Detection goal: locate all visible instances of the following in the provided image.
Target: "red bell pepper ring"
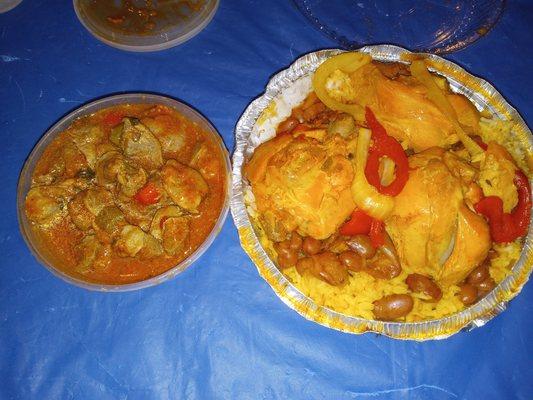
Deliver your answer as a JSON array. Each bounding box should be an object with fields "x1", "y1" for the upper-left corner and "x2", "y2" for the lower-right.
[
  {"x1": 364, "y1": 107, "x2": 409, "y2": 196},
  {"x1": 474, "y1": 170, "x2": 531, "y2": 243},
  {"x1": 339, "y1": 209, "x2": 385, "y2": 248}
]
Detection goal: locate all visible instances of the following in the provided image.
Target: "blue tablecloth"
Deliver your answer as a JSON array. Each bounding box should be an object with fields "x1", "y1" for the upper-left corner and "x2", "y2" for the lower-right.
[{"x1": 1, "y1": 1, "x2": 532, "y2": 399}]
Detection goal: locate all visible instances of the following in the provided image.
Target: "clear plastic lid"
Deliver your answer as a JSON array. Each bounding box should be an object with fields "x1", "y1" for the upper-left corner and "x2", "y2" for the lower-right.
[
  {"x1": 293, "y1": 0, "x2": 505, "y2": 53},
  {"x1": 73, "y1": 0, "x2": 219, "y2": 52}
]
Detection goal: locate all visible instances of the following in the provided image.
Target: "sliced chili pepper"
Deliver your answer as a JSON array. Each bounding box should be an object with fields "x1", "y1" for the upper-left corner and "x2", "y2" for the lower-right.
[
  {"x1": 339, "y1": 209, "x2": 373, "y2": 235},
  {"x1": 364, "y1": 107, "x2": 409, "y2": 196},
  {"x1": 339, "y1": 209, "x2": 385, "y2": 248},
  {"x1": 369, "y1": 219, "x2": 385, "y2": 248},
  {"x1": 475, "y1": 170, "x2": 531, "y2": 243},
  {"x1": 134, "y1": 182, "x2": 161, "y2": 206}
]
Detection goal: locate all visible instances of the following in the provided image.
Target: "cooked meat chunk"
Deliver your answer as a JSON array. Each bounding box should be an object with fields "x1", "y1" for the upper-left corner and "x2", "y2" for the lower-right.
[
  {"x1": 244, "y1": 134, "x2": 355, "y2": 240},
  {"x1": 95, "y1": 151, "x2": 147, "y2": 197},
  {"x1": 119, "y1": 117, "x2": 163, "y2": 171},
  {"x1": 74, "y1": 235, "x2": 111, "y2": 273},
  {"x1": 113, "y1": 225, "x2": 163, "y2": 259},
  {"x1": 68, "y1": 188, "x2": 114, "y2": 230},
  {"x1": 161, "y1": 160, "x2": 208, "y2": 213}
]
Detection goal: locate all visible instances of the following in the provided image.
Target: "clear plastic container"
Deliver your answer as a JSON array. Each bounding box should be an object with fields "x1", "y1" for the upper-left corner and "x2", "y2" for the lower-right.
[
  {"x1": 0, "y1": 0, "x2": 22, "y2": 13},
  {"x1": 293, "y1": 0, "x2": 505, "y2": 54},
  {"x1": 73, "y1": 0, "x2": 219, "y2": 52},
  {"x1": 17, "y1": 93, "x2": 231, "y2": 291}
]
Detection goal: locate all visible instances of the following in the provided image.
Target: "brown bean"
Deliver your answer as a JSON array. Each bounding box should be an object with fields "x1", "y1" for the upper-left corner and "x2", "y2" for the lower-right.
[
  {"x1": 477, "y1": 277, "x2": 496, "y2": 296},
  {"x1": 277, "y1": 117, "x2": 299, "y2": 134},
  {"x1": 289, "y1": 232, "x2": 303, "y2": 251},
  {"x1": 303, "y1": 237, "x2": 322, "y2": 255},
  {"x1": 458, "y1": 284, "x2": 478, "y2": 305},
  {"x1": 406, "y1": 274, "x2": 443, "y2": 301},
  {"x1": 366, "y1": 250, "x2": 402, "y2": 280},
  {"x1": 373, "y1": 294, "x2": 414, "y2": 321},
  {"x1": 339, "y1": 250, "x2": 364, "y2": 272},
  {"x1": 467, "y1": 264, "x2": 490, "y2": 285},
  {"x1": 314, "y1": 252, "x2": 347, "y2": 286},
  {"x1": 296, "y1": 257, "x2": 314, "y2": 276},
  {"x1": 276, "y1": 248, "x2": 298, "y2": 270},
  {"x1": 346, "y1": 234, "x2": 376, "y2": 259},
  {"x1": 274, "y1": 241, "x2": 298, "y2": 270},
  {"x1": 381, "y1": 233, "x2": 400, "y2": 266}
]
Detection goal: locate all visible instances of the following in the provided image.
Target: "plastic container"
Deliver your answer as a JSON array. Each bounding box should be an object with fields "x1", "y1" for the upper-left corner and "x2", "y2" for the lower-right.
[
  {"x1": 73, "y1": 0, "x2": 219, "y2": 52},
  {"x1": 17, "y1": 93, "x2": 231, "y2": 291},
  {"x1": 293, "y1": 0, "x2": 505, "y2": 54},
  {"x1": 0, "y1": 0, "x2": 22, "y2": 13}
]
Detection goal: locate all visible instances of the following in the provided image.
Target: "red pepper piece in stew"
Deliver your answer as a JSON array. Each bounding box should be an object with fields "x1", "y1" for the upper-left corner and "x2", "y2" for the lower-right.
[{"x1": 134, "y1": 182, "x2": 161, "y2": 206}]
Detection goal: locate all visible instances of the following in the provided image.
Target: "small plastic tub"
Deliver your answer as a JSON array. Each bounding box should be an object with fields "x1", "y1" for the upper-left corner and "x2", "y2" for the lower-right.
[
  {"x1": 73, "y1": 0, "x2": 219, "y2": 52},
  {"x1": 17, "y1": 93, "x2": 231, "y2": 291}
]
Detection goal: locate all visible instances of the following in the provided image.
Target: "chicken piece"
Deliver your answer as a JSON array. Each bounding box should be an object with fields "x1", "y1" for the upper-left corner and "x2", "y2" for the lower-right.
[
  {"x1": 68, "y1": 188, "x2": 114, "y2": 231},
  {"x1": 25, "y1": 186, "x2": 68, "y2": 228},
  {"x1": 95, "y1": 151, "x2": 147, "y2": 197},
  {"x1": 113, "y1": 225, "x2": 163, "y2": 259},
  {"x1": 161, "y1": 217, "x2": 190, "y2": 255},
  {"x1": 190, "y1": 141, "x2": 222, "y2": 180},
  {"x1": 32, "y1": 140, "x2": 88, "y2": 185},
  {"x1": 386, "y1": 148, "x2": 491, "y2": 285},
  {"x1": 118, "y1": 117, "x2": 163, "y2": 171},
  {"x1": 74, "y1": 235, "x2": 111, "y2": 273},
  {"x1": 150, "y1": 206, "x2": 185, "y2": 239},
  {"x1": 68, "y1": 124, "x2": 106, "y2": 168},
  {"x1": 244, "y1": 134, "x2": 293, "y2": 185},
  {"x1": 24, "y1": 178, "x2": 87, "y2": 228},
  {"x1": 439, "y1": 204, "x2": 491, "y2": 286},
  {"x1": 150, "y1": 206, "x2": 190, "y2": 255},
  {"x1": 143, "y1": 115, "x2": 198, "y2": 160},
  {"x1": 324, "y1": 62, "x2": 482, "y2": 151},
  {"x1": 95, "y1": 151, "x2": 124, "y2": 187},
  {"x1": 385, "y1": 149, "x2": 464, "y2": 276},
  {"x1": 161, "y1": 160, "x2": 209, "y2": 213},
  {"x1": 62, "y1": 141, "x2": 88, "y2": 178},
  {"x1": 478, "y1": 142, "x2": 518, "y2": 212},
  {"x1": 245, "y1": 135, "x2": 355, "y2": 240},
  {"x1": 93, "y1": 206, "x2": 127, "y2": 243}
]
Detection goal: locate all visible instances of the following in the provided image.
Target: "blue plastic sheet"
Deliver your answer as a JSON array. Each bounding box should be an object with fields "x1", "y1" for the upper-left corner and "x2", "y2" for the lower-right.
[{"x1": 0, "y1": 1, "x2": 532, "y2": 399}]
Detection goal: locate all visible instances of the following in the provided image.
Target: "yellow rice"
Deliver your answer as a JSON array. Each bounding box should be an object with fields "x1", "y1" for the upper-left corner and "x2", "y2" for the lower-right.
[{"x1": 282, "y1": 241, "x2": 521, "y2": 322}]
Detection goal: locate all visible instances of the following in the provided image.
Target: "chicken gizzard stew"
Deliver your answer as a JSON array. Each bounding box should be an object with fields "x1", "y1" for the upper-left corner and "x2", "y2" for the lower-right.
[{"x1": 24, "y1": 103, "x2": 227, "y2": 285}]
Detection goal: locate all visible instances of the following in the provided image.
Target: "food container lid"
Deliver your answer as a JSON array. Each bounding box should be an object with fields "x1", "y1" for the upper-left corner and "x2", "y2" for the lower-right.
[
  {"x1": 293, "y1": 0, "x2": 505, "y2": 53},
  {"x1": 0, "y1": 0, "x2": 22, "y2": 13},
  {"x1": 73, "y1": 0, "x2": 219, "y2": 52}
]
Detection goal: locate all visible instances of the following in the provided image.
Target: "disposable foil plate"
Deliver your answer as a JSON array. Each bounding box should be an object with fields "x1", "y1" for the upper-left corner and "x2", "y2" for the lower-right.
[{"x1": 230, "y1": 45, "x2": 533, "y2": 340}]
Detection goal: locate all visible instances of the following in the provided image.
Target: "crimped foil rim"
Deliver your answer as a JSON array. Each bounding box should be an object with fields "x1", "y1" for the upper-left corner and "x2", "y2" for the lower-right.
[{"x1": 230, "y1": 45, "x2": 533, "y2": 340}]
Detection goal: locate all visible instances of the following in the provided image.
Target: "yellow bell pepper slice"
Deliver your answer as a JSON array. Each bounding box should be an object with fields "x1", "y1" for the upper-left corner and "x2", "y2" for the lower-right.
[
  {"x1": 410, "y1": 60, "x2": 484, "y2": 159},
  {"x1": 312, "y1": 52, "x2": 372, "y2": 121}
]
